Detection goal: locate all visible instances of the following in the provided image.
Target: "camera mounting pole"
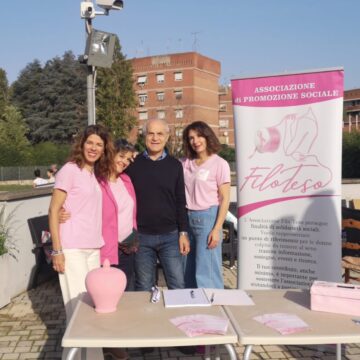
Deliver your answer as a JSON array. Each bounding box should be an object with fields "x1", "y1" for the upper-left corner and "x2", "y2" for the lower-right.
[
  {"x1": 80, "y1": 0, "x2": 124, "y2": 125},
  {"x1": 86, "y1": 19, "x2": 96, "y2": 126}
]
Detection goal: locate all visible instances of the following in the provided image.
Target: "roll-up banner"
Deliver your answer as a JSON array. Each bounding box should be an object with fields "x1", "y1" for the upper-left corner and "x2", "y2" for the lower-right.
[{"x1": 231, "y1": 68, "x2": 344, "y2": 289}]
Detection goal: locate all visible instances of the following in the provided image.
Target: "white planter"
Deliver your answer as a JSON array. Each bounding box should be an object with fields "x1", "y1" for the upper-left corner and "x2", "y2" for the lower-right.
[{"x1": 0, "y1": 254, "x2": 11, "y2": 309}]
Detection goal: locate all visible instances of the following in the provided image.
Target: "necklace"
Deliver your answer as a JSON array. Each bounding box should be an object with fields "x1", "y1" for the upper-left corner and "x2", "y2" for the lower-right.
[
  {"x1": 195, "y1": 156, "x2": 208, "y2": 166},
  {"x1": 84, "y1": 164, "x2": 94, "y2": 174}
]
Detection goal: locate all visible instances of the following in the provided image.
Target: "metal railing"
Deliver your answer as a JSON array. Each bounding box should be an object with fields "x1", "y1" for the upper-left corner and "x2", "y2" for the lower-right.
[
  {"x1": 0, "y1": 162, "x2": 237, "y2": 182},
  {"x1": 0, "y1": 167, "x2": 51, "y2": 182}
]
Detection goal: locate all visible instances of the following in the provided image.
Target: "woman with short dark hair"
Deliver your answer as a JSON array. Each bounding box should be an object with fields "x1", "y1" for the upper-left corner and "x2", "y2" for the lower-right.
[{"x1": 98, "y1": 139, "x2": 138, "y2": 290}]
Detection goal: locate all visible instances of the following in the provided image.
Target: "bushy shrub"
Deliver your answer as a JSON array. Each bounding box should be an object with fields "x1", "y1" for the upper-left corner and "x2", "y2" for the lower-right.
[
  {"x1": 219, "y1": 144, "x2": 236, "y2": 163},
  {"x1": 0, "y1": 204, "x2": 19, "y2": 258},
  {"x1": 30, "y1": 142, "x2": 70, "y2": 166},
  {"x1": 342, "y1": 132, "x2": 360, "y2": 178}
]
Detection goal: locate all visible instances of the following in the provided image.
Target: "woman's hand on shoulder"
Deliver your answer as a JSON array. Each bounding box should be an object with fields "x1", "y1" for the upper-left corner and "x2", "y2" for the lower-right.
[
  {"x1": 59, "y1": 207, "x2": 71, "y2": 224},
  {"x1": 131, "y1": 152, "x2": 139, "y2": 162}
]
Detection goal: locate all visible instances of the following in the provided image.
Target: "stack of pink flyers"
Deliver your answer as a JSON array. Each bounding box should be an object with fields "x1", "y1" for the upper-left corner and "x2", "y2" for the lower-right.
[
  {"x1": 170, "y1": 314, "x2": 229, "y2": 337},
  {"x1": 253, "y1": 313, "x2": 310, "y2": 335}
]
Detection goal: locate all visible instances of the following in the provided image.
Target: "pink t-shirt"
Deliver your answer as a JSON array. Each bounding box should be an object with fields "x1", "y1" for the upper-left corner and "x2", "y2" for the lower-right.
[
  {"x1": 109, "y1": 178, "x2": 134, "y2": 242},
  {"x1": 182, "y1": 154, "x2": 231, "y2": 211},
  {"x1": 54, "y1": 162, "x2": 104, "y2": 249}
]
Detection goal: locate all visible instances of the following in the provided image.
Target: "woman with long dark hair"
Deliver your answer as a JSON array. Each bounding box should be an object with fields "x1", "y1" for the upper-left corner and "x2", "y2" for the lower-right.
[
  {"x1": 182, "y1": 121, "x2": 231, "y2": 289},
  {"x1": 49, "y1": 125, "x2": 114, "y2": 320}
]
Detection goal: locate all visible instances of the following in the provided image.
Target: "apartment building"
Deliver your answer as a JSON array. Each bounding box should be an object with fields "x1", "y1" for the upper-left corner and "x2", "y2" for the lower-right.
[
  {"x1": 219, "y1": 85, "x2": 235, "y2": 147},
  {"x1": 130, "y1": 51, "x2": 360, "y2": 148},
  {"x1": 344, "y1": 88, "x2": 360, "y2": 132},
  {"x1": 130, "y1": 52, "x2": 221, "y2": 150}
]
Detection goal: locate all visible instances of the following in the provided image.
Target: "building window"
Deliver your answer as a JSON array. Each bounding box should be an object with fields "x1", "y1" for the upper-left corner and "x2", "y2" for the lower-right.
[
  {"x1": 174, "y1": 72, "x2": 183, "y2": 81},
  {"x1": 139, "y1": 111, "x2": 148, "y2": 120},
  {"x1": 156, "y1": 73, "x2": 165, "y2": 83},
  {"x1": 175, "y1": 109, "x2": 183, "y2": 119},
  {"x1": 175, "y1": 127, "x2": 183, "y2": 137},
  {"x1": 219, "y1": 119, "x2": 229, "y2": 128},
  {"x1": 219, "y1": 135, "x2": 229, "y2": 145},
  {"x1": 138, "y1": 93, "x2": 147, "y2": 106},
  {"x1": 174, "y1": 90, "x2": 183, "y2": 100},
  {"x1": 137, "y1": 75, "x2": 147, "y2": 85},
  {"x1": 219, "y1": 104, "x2": 227, "y2": 112},
  {"x1": 157, "y1": 110, "x2": 165, "y2": 119},
  {"x1": 157, "y1": 92, "x2": 165, "y2": 101}
]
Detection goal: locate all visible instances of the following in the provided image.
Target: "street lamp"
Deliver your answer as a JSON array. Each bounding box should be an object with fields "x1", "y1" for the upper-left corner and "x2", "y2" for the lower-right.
[{"x1": 80, "y1": 0, "x2": 124, "y2": 125}]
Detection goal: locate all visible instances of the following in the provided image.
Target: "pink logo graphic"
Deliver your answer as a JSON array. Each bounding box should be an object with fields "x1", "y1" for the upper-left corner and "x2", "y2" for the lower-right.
[
  {"x1": 251, "y1": 108, "x2": 319, "y2": 161},
  {"x1": 243, "y1": 108, "x2": 333, "y2": 196},
  {"x1": 255, "y1": 127, "x2": 281, "y2": 153}
]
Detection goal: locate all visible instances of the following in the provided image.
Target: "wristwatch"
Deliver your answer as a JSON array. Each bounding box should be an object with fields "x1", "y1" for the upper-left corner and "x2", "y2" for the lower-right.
[{"x1": 179, "y1": 231, "x2": 188, "y2": 237}]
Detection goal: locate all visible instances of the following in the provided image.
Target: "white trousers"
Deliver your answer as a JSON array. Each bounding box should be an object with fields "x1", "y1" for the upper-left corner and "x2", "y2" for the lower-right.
[{"x1": 59, "y1": 249, "x2": 103, "y2": 360}]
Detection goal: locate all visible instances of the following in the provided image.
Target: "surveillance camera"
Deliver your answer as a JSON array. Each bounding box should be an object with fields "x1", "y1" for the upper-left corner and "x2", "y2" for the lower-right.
[
  {"x1": 80, "y1": 1, "x2": 95, "y2": 18},
  {"x1": 96, "y1": 0, "x2": 124, "y2": 11}
]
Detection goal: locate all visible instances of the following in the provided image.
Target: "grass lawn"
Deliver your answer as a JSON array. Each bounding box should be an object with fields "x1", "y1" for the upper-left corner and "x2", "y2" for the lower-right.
[{"x1": 0, "y1": 184, "x2": 33, "y2": 192}]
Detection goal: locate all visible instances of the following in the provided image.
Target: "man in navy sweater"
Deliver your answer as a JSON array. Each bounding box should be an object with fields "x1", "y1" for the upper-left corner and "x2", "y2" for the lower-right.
[{"x1": 126, "y1": 119, "x2": 190, "y2": 290}]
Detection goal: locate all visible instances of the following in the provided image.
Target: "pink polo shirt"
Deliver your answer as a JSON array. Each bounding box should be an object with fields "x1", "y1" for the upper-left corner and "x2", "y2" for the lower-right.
[
  {"x1": 182, "y1": 154, "x2": 231, "y2": 211},
  {"x1": 54, "y1": 162, "x2": 104, "y2": 249}
]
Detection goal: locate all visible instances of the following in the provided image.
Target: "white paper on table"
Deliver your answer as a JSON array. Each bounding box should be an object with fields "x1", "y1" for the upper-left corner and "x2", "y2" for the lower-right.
[
  {"x1": 253, "y1": 313, "x2": 310, "y2": 335},
  {"x1": 163, "y1": 288, "x2": 211, "y2": 308},
  {"x1": 203, "y1": 289, "x2": 255, "y2": 306}
]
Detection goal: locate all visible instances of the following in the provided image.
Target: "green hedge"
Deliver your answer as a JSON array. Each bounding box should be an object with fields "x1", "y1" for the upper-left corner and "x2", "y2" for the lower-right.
[
  {"x1": 30, "y1": 142, "x2": 70, "y2": 166},
  {"x1": 0, "y1": 135, "x2": 359, "y2": 178},
  {"x1": 0, "y1": 142, "x2": 70, "y2": 167},
  {"x1": 343, "y1": 132, "x2": 360, "y2": 178}
]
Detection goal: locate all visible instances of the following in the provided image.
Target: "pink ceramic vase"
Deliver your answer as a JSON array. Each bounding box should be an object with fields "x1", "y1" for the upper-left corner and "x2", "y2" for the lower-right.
[{"x1": 85, "y1": 259, "x2": 127, "y2": 313}]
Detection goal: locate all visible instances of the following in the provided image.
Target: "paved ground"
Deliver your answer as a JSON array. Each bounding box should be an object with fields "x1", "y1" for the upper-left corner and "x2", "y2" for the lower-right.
[{"x1": 1, "y1": 261, "x2": 360, "y2": 359}]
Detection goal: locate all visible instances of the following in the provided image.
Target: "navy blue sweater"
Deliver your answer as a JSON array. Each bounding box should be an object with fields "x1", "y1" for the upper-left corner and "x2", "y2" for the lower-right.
[{"x1": 126, "y1": 154, "x2": 188, "y2": 235}]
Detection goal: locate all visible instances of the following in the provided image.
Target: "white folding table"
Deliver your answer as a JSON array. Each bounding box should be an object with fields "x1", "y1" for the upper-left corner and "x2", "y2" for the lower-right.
[
  {"x1": 224, "y1": 289, "x2": 360, "y2": 360},
  {"x1": 62, "y1": 292, "x2": 239, "y2": 360}
]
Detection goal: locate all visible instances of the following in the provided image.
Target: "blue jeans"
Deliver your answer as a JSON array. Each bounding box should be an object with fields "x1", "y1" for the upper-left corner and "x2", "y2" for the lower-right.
[
  {"x1": 184, "y1": 206, "x2": 224, "y2": 289},
  {"x1": 135, "y1": 230, "x2": 185, "y2": 291},
  {"x1": 114, "y1": 249, "x2": 135, "y2": 291}
]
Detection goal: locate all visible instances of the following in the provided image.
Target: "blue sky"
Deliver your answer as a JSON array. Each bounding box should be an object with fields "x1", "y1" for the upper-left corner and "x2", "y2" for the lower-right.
[{"x1": 1, "y1": 0, "x2": 359, "y2": 89}]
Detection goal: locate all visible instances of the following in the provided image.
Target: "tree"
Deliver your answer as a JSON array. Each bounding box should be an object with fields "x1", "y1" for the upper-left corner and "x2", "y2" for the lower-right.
[
  {"x1": 11, "y1": 53, "x2": 87, "y2": 144},
  {"x1": 0, "y1": 69, "x2": 9, "y2": 116},
  {"x1": 134, "y1": 133, "x2": 146, "y2": 153},
  {"x1": 96, "y1": 37, "x2": 137, "y2": 139},
  {"x1": 0, "y1": 105, "x2": 32, "y2": 165},
  {"x1": 11, "y1": 60, "x2": 43, "y2": 143},
  {"x1": 219, "y1": 144, "x2": 236, "y2": 163},
  {"x1": 342, "y1": 132, "x2": 360, "y2": 178},
  {"x1": 37, "y1": 51, "x2": 87, "y2": 143},
  {"x1": 166, "y1": 106, "x2": 189, "y2": 159}
]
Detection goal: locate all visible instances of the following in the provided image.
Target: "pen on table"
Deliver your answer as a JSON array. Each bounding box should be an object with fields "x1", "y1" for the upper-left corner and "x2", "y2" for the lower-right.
[
  {"x1": 150, "y1": 285, "x2": 160, "y2": 303},
  {"x1": 210, "y1": 292, "x2": 215, "y2": 303}
]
